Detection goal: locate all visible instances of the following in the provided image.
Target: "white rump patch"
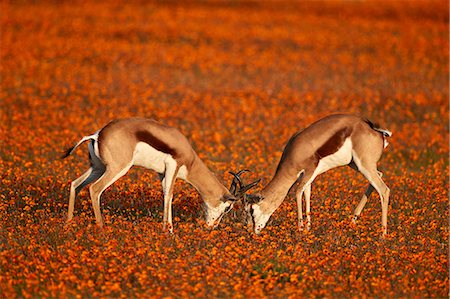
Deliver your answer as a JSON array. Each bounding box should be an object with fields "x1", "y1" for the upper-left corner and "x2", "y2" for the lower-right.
[
  {"x1": 93, "y1": 132, "x2": 100, "y2": 158},
  {"x1": 88, "y1": 132, "x2": 104, "y2": 168}
]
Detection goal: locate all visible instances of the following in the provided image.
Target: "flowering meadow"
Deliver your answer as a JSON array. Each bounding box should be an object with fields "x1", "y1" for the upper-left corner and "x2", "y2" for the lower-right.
[{"x1": 1, "y1": 1, "x2": 448, "y2": 298}]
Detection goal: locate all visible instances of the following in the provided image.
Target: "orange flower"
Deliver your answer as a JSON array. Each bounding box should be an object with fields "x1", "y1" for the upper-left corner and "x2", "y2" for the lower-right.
[{"x1": 0, "y1": 0, "x2": 448, "y2": 298}]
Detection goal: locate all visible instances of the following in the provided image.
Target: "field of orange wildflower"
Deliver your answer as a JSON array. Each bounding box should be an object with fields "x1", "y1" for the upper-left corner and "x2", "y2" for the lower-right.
[{"x1": 1, "y1": 1, "x2": 448, "y2": 298}]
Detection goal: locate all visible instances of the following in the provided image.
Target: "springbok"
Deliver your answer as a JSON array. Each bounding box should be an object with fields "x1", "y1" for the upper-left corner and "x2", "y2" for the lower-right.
[
  {"x1": 243, "y1": 114, "x2": 392, "y2": 235},
  {"x1": 62, "y1": 117, "x2": 257, "y2": 232}
]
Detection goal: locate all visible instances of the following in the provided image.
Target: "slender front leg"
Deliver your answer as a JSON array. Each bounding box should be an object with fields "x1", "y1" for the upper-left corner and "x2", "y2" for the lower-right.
[
  {"x1": 304, "y1": 184, "x2": 311, "y2": 230},
  {"x1": 296, "y1": 170, "x2": 314, "y2": 232},
  {"x1": 296, "y1": 189, "x2": 304, "y2": 230},
  {"x1": 162, "y1": 160, "x2": 178, "y2": 233}
]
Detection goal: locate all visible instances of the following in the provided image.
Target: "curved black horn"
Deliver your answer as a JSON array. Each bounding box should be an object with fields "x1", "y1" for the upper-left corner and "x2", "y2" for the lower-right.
[
  {"x1": 238, "y1": 178, "x2": 261, "y2": 196},
  {"x1": 229, "y1": 169, "x2": 250, "y2": 187},
  {"x1": 229, "y1": 170, "x2": 248, "y2": 195},
  {"x1": 236, "y1": 169, "x2": 250, "y2": 176},
  {"x1": 228, "y1": 169, "x2": 255, "y2": 197},
  {"x1": 228, "y1": 172, "x2": 238, "y2": 195},
  {"x1": 229, "y1": 172, "x2": 243, "y2": 188}
]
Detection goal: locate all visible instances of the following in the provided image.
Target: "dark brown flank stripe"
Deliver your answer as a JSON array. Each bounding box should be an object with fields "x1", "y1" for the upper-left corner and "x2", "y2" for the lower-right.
[
  {"x1": 315, "y1": 127, "x2": 353, "y2": 159},
  {"x1": 135, "y1": 131, "x2": 177, "y2": 157}
]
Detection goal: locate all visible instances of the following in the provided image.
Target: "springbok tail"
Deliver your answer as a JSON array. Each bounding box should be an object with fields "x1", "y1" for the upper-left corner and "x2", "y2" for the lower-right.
[
  {"x1": 61, "y1": 133, "x2": 99, "y2": 159},
  {"x1": 364, "y1": 118, "x2": 392, "y2": 137},
  {"x1": 373, "y1": 126, "x2": 392, "y2": 138},
  {"x1": 364, "y1": 118, "x2": 392, "y2": 149}
]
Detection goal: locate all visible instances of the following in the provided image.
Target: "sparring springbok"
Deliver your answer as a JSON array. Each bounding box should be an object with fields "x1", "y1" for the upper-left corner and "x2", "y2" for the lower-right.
[
  {"x1": 244, "y1": 114, "x2": 392, "y2": 235},
  {"x1": 63, "y1": 117, "x2": 256, "y2": 232}
]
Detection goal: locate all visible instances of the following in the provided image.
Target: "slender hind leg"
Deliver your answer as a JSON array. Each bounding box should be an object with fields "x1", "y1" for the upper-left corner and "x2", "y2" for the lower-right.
[
  {"x1": 89, "y1": 164, "x2": 132, "y2": 227},
  {"x1": 352, "y1": 184, "x2": 374, "y2": 224},
  {"x1": 357, "y1": 163, "x2": 390, "y2": 235},
  {"x1": 352, "y1": 171, "x2": 383, "y2": 224},
  {"x1": 68, "y1": 166, "x2": 106, "y2": 221},
  {"x1": 68, "y1": 168, "x2": 92, "y2": 221}
]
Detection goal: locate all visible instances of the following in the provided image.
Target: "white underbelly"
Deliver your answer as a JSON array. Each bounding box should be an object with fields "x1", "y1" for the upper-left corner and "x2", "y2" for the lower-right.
[
  {"x1": 133, "y1": 142, "x2": 188, "y2": 179},
  {"x1": 315, "y1": 138, "x2": 353, "y2": 175}
]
